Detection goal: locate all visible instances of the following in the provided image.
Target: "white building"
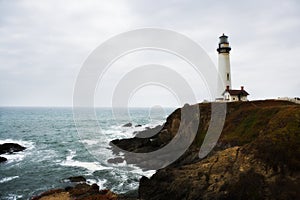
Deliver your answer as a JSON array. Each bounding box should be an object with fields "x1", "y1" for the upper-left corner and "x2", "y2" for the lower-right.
[
  {"x1": 277, "y1": 97, "x2": 300, "y2": 104},
  {"x1": 222, "y1": 86, "x2": 249, "y2": 102},
  {"x1": 216, "y1": 34, "x2": 249, "y2": 102}
]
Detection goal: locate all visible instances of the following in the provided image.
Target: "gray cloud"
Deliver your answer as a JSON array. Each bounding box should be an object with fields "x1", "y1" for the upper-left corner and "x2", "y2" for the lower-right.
[{"x1": 0, "y1": 0, "x2": 299, "y2": 106}]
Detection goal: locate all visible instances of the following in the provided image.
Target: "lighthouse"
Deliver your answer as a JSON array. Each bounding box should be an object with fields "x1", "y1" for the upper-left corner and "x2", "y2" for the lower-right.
[
  {"x1": 217, "y1": 34, "x2": 232, "y2": 97},
  {"x1": 216, "y1": 34, "x2": 249, "y2": 102}
]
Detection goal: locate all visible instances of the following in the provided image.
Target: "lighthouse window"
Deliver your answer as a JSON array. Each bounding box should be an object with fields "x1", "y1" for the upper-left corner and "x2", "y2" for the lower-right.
[{"x1": 227, "y1": 73, "x2": 230, "y2": 81}]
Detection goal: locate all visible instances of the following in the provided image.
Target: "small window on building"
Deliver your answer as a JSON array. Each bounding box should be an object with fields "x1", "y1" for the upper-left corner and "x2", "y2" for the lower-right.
[{"x1": 227, "y1": 73, "x2": 230, "y2": 81}]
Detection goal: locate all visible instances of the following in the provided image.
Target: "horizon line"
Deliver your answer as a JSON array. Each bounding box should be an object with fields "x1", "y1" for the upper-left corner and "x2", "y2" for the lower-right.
[{"x1": 0, "y1": 105, "x2": 178, "y2": 109}]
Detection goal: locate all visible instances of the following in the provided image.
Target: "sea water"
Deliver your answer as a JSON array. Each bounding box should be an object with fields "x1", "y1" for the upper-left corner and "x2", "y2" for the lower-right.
[{"x1": 0, "y1": 107, "x2": 174, "y2": 200}]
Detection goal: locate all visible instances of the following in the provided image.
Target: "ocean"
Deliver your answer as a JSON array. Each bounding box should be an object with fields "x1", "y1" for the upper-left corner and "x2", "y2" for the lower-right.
[{"x1": 0, "y1": 107, "x2": 174, "y2": 200}]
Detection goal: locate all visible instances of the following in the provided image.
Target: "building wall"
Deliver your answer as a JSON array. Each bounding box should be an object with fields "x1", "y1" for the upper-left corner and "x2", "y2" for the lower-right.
[
  {"x1": 240, "y1": 96, "x2": 248, "y2": 101},
  {"x1": 223, "y1": 92, "x2": 248, "y2": 102},
  {"x1": 217, "y1": 53, "x2": 231, "y2": 98},
  {"x1": 230, "y1": 95, "x2": 239, "y2": 102}
]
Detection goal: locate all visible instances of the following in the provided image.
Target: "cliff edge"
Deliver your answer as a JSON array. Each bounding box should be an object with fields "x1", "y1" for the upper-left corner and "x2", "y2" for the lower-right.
[{"x1": 111, "y1": 100, "x2": 300, "y2": 200}]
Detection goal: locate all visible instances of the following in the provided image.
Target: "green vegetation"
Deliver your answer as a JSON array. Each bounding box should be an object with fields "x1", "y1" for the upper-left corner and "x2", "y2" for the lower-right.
[{"x1": 191, "y1": 100, "x2": 300, "y2": 172}]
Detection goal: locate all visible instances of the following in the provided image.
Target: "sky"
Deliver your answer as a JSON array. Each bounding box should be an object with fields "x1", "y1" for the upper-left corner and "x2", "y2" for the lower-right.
[{"x1": 0, "y1": 0, "x2": 299, "y2": 107}]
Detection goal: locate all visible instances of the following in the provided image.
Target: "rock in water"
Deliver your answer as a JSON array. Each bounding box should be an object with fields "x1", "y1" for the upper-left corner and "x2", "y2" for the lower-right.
[
  {"x1": 107, "y1": 157, "x2": 124, "y2": 164},
  {"x1": 122, "y1": 122, "x2": 132, "y2": 127},
  {"x1": 64, "y1": 176, "x2": 86, "y2": 183},
  {"x1": 0, "y1": 143, "x2": 26, "y2": 154},
  {"x1": 0, "y1": 156, "x2": 7, "y2": 163},
  {"x1": 31, "y1": 183, "x2": 118, "y2": 200}
]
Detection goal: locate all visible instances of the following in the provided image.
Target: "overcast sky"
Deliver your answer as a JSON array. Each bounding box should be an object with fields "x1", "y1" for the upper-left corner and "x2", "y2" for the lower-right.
[{"x1": 0, "y1": 0, "x2": 299, "y2": 107}]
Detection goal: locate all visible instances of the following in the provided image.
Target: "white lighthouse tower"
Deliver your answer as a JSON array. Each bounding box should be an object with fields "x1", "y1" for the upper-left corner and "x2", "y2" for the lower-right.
[{"x1": 217, "y1": 34, "x2": 232, "y2": 97}]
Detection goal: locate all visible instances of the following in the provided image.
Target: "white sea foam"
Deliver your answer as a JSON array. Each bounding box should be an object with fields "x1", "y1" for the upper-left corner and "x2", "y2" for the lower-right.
[
  {"x1": 76, "y1": 119, "x2": 163, "y2": 191},
  {"x1": 60, "y1": 150, "x2": 111, "y2": 173},
  {"x1": 0, "y1": 176, "x2": 19, "y2": 184},
  {"x1": 131, "y1": 168, "x2": 156, "y2": 178},
  {"x1": 4, "y1": 194, "x2": 23, "y2": 200},
  {"x1": 82, "y1": 139, "x2": 99, "y2": 145},
  {"x1": 86, "y1": 178, "x2": 107, "y2": 189},
  {"x1": 102, "y1": 120, "x2": 165, "y2": 140},
  {"x1": 1, "y1": 153, "x2": 25, "y2": 163},
  {"x1": 115, "y1": 161, "x2": 156, "y2": 178},
  {"x1": 0, "y1": 139, "x2": 34, "y2": 163}
]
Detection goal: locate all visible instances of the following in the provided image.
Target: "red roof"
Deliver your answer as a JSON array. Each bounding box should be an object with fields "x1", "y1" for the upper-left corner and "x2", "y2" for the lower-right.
[{"x1": 223, "y1": 89, "x2": 249, "y2": 96}]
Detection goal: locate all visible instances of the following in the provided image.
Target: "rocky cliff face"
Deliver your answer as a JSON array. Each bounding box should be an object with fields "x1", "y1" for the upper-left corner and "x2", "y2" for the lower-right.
[
  {"x1": 111, "y1": 100, "x2": 300, "y2": 200},
  {"x1": 31, "y1": 180, "x2": 118, "y2": 200},
  {"x1": 139, "y1": 146, "x2": 299, "y2": 200}
]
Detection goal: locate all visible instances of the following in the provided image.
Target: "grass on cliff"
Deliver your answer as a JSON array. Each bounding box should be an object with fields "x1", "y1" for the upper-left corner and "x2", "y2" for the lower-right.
[{"x1": 191, "y1": 100, "x2": 300, "y2": 172}]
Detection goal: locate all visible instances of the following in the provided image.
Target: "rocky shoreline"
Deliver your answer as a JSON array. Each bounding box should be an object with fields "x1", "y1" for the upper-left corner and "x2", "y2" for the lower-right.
[
  {"x1": 31, "y1": 181, "x2": 118, "y2": 200},
  {"x1": 30, "y1": 175, "x2": 139, "y2": 200},
  {"x1": 30, "y1": 100, "x2": 300, "y2": 199},
  {"x1": 112, "y1": 100, "x2": 300, "y2": 199}
]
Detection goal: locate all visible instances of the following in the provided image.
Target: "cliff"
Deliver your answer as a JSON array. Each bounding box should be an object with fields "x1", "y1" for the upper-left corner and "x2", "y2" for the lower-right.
[{"x1": 111, "y1": 100, "x2": 300, "y2": 199}]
